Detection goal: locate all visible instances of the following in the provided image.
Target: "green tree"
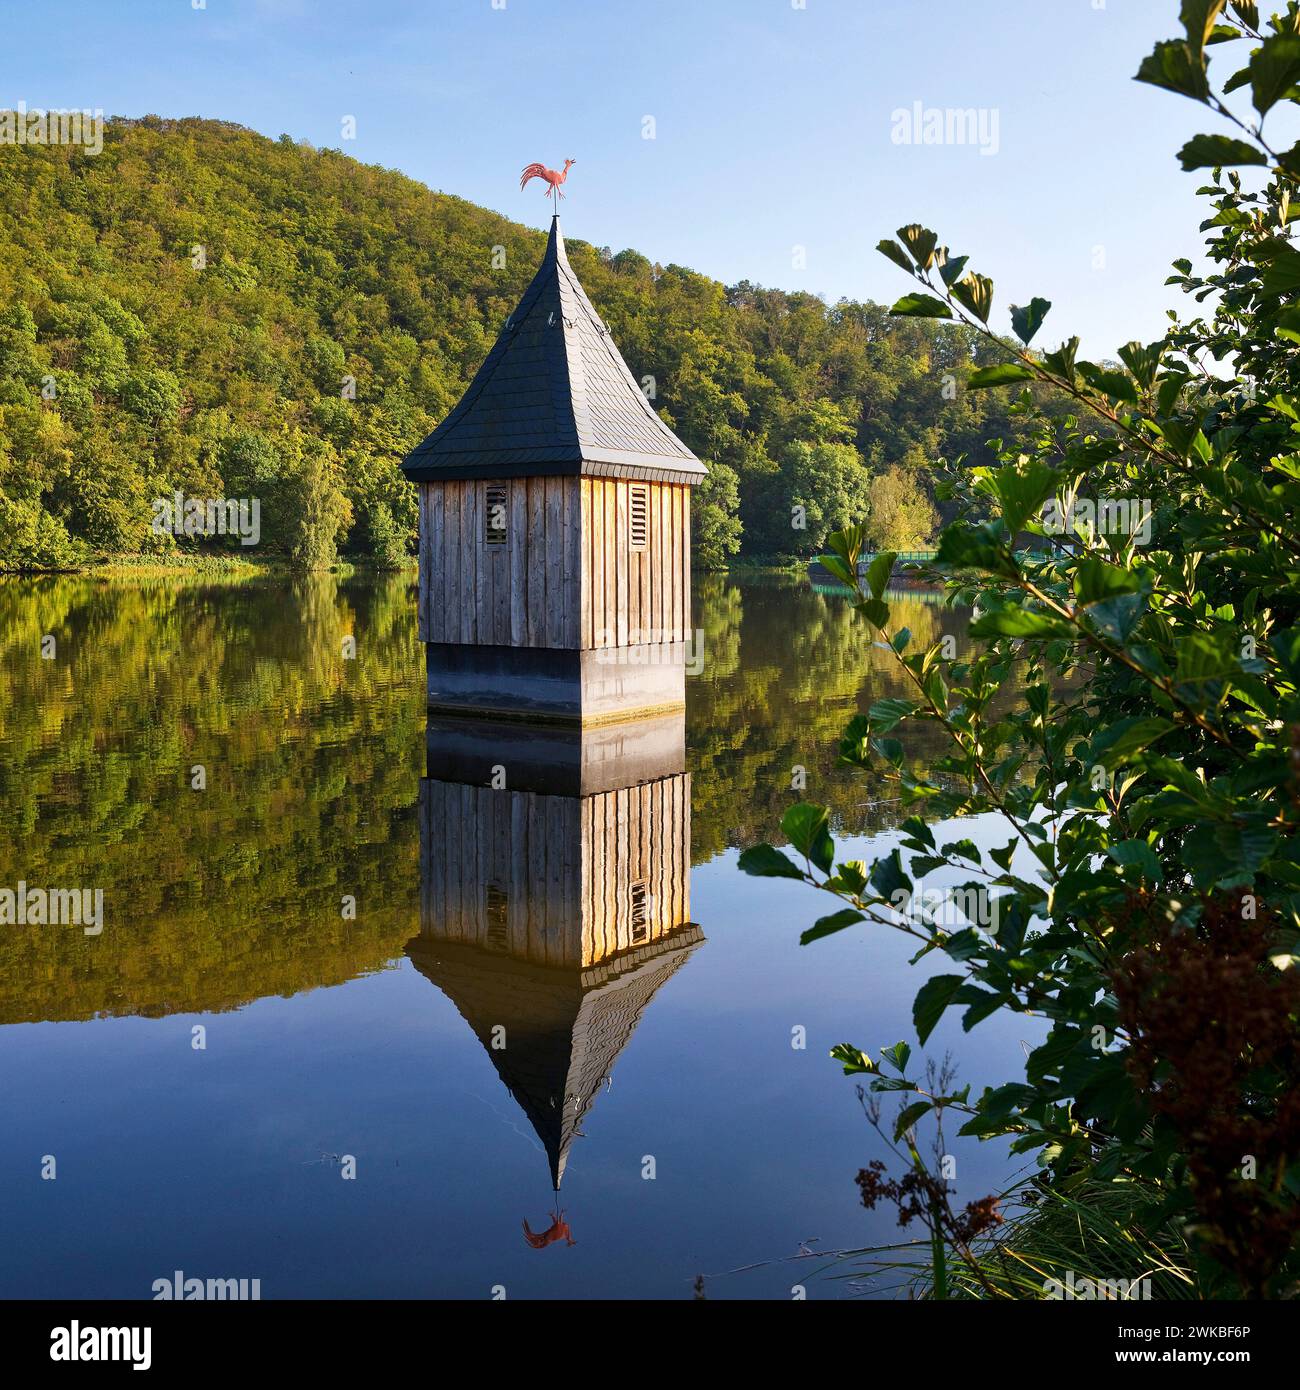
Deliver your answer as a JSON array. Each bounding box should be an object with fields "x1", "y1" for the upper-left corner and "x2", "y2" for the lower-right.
[
  {"x1": 692, "y1": 458, "x2": 743, "y2": 569},
  {"x1": 779, "y1": 440, "x2": 872, "y2": 557},
  {"x1": 867, "y1": 465, "x2": 938, "y2": 550}
]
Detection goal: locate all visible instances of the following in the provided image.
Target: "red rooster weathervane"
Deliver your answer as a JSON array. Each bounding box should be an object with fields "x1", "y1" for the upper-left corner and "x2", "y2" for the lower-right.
[{"x1": 520, "y1": 158, "x2": 575, "y2": 212}]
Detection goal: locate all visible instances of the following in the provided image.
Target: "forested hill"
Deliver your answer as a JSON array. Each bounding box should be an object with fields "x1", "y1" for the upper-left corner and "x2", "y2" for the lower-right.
[{"x1": 0, "y1": 115, "x2": 1032, "y2": 571}]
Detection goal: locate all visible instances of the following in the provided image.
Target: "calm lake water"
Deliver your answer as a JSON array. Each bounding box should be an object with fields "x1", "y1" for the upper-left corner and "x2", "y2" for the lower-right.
[{"x1": 0, "y1": 570, "x2": 1035, "y2": 1300}]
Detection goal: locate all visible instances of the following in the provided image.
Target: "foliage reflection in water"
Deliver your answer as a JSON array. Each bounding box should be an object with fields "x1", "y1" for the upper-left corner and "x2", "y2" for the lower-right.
[{"x1": 0, "y1": 570, "x2": 1026, "y2": 1299}]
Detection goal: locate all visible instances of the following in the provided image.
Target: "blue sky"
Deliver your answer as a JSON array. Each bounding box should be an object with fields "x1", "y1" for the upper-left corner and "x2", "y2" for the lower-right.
[{"x1": 2, "y1": 0, "x2": 1241, "y2": 356}]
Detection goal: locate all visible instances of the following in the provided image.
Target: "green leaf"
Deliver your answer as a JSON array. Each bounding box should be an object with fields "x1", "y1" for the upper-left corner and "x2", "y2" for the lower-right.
[
  {"x1": 1042, "y1": 336, "x2": 1080, "y2": 382},
  {"x1": 781, "y1": 802, "x2": 834, "y2": 872},
  {"x1": 1117, "y1": 340, "x2": 1164, "y2": 390},
  {"x1": 950, "y1": 272, "x2": 993, "y2": 323},
  {"x1": 1173, "y1": 632, "x2": 1237, "y2": 710},
  {"x1": 1009, "y1": 297, "x2": 1051, "y2": 345},
  {"x1": 890, "y1": 292, "x2": 952, "y2": 319},
  {"x1": 1073, "y1": 558, "x2": 1142, "y2": 605},
  {"x1": 934, "y1": 522, "x2": 1021, "y2": 578},
  {"x1": 986, "y1": 458, "x2": 1061, "y2": 534},
  {"x1": 818, "y1": 553, "x2": 857, "y2": 587},
  {"x1": 826, "y1": 523, "x2": 867, "y2": 566},
  {"x1": 894, "y1": 1101, "x2": 932, "y2": 1142},
  {"x1": 858, "y1": 596, "x2": 891, "y2": 629},
  {"x1": 1078, "y1": 363, "x2": 1140, "y2": 405},
  {"x1": 1182, "y1": 819, "x2": 1278, "y2": 888},
  {"x1": 1275, "y1": 306, "x2": 1300, "y2": 344},
  {"x1": 896, "y1": 223, "x2": 939, "y2": 269},
  {"x1": 988, "y1": 839, "x2": 1017, "y2": 872},
  {"x1": 1181, "y1": 0, "x2": 1228, "y2": 59},
  {"x1": 873, "y1": 736, "x2": 904, "y2": 766},
  {"x1": 1230, "y1": 1, "x2": 1258, "y2": 30},
  {"x1": 1108, "y1": 839, "x2": 1162, "y2": 884},
  {"x1": 1249, "y1": 35, "x2": 1300, "y2": 115},
  {"x1": 1135, "y1": 38, "x2": 1211, "y2": 101},
  {"x1": 801, "y1": 908, "x2": 865, "y2": 945},
  {"x1": 1177, "y1": 132, "x2": 1269, "y2": 169},
  {"x1": 870, "y1": 848, "x2": 911, "y2": 905},
  {"x1": 962, "y1": 990, "x2": 1006, "y2": 1031},
  {"x1": 1261, "y1": 246, "x2": 1300, "y2": 296},
  {"x1": 881, "y1": 1041, "x2": 912, "y2": 1074},
  {"x1": 737, "y1": 843, "x2": 806, "y2": 880},
  {"x1": 877, "y1": 238, "x2": 915, "y2": 274},
  {"x1": 1270, "y1": 626, "x2": 1300, "y2": 680},
  {"x1": 968, "y1": 362, "x2": 1035, "y2": 389},
  {"x1": 1090, "y1": 716, "x2": 1176, "y2": 765},
  {"x1": 866, "y1": 550, "x2": 897, "y2": 599},
  {"x1": 938, "y1": 252, "x2": 969, "y2": 287},
  {"x1": 913, "y1": 974, "x2": 965, "y2": 1045},
  {"x1": 868, "y1": 696, "x2": 917, "y2": 733},
  {"x1": 830, "y1": 1043, "x2": 875, "y2": 1075},
  {"x1": 969, "y1": 607, "x2": 1075, "y2": 640}
]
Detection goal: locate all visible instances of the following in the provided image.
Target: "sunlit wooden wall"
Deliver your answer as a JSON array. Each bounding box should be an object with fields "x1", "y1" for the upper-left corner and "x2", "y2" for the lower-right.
[
  {"x1": 417, "y1": 478, "x2": 690, "y2": 651},
  {"x1": 419, "y1": 772, "x2": 691, "y2": 968}
]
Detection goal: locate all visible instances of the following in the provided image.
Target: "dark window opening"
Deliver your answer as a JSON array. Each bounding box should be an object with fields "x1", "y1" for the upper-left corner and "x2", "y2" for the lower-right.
[
  {"x1": 630, "y1": 880, "x2": 649, "y2": 943},
  {"x1": 486, "y1": 883, "x2": 508, "y2": 949}
]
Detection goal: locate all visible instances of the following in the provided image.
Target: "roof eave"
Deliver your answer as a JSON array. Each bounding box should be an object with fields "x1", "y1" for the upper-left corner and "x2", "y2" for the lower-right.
[{"x1": 401, "y1": 449, "x2": 707, "y2": 485}]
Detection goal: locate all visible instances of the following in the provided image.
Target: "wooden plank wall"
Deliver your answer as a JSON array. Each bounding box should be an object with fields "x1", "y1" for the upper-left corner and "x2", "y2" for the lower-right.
[
  {"x1": 582, "y1": 480, "x2": 690, "y2": 649},
  {"x1": 420, "y1": 780, "x2": 584, "y2": 969},
  {"x1": 419, "y1": 773, "x2": 692, "y2": 971},
  {"x1": 579, "y1": 772, "x2": 691, "y2": 967},
  {"x1": 419, "y1": 478, "x2": 691, "y2": 650},
  {"x1": 420, "y1": 478, "x2": 582, "y2": 649}
]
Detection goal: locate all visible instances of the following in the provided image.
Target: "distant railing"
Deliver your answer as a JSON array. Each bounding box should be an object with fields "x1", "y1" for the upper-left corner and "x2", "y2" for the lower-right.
[
  {"x1": 855, "y1": 548, "x2": 1056, "y2": 572},
  {"x1": 857, "y1": 550, "x2": 937, "y2": 571}
]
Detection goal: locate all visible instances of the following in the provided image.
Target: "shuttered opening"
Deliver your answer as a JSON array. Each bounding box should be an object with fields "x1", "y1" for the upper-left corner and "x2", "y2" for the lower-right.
[
  {"x1": 629, "y1": 484, "x2": 649, "y2": 552},
  {"x1": 484, "y1": 485, "x2": 508, "y2": 544},
  {"x1": 630, "y1": 880, "x2": 649, "y2": 944},
  {"x1": 486, "y1": 883, "x2": 508, "y2": 950}
]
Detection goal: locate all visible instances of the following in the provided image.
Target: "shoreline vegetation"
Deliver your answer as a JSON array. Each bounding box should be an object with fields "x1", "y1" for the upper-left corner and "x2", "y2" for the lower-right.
[{"x1": 0, "y1": 551, "x2": 847, "y2": 581}]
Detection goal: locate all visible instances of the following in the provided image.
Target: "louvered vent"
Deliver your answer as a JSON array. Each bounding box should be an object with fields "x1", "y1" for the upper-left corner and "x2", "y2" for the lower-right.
[
  {"x1": 629, "y1": 485, "x2": 649, "y2": 552},
  {"x1": 484, "y1": 486, "x2": 508, "y2": 545}
]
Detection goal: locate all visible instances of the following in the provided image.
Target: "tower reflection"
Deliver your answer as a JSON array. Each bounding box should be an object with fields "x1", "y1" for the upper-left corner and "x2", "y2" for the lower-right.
[{"x1": 407, "y1": 715, "x2": 702, "y2": 1196}]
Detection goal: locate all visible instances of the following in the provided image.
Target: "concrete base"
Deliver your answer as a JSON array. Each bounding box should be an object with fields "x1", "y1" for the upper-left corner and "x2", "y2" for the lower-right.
[
  {"x1": 425, "y1": 642, "x2": 687, "y2": 727},
  {"x1": 426, "y1": 713, "x2": 685, "y2": 796}
]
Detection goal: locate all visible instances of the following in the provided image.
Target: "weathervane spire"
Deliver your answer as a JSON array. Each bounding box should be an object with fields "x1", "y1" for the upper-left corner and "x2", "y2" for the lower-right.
[{"x1": 520, "y1": 157, "x2": 576, "y2": 214}]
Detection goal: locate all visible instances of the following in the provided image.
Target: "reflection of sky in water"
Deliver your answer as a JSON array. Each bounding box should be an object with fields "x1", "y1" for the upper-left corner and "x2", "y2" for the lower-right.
[{"x1": 0, "y1": 574, "x2": 1040, "y2": 1300}]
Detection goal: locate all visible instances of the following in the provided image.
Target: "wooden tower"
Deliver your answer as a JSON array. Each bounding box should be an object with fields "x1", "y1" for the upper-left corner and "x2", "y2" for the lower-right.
[
  {"x1": 402, "y1": 216, "x2": 706, "y2": 725},
  {"x1": 407, "y1": 718, "x2": 702, "y2": 1189}
]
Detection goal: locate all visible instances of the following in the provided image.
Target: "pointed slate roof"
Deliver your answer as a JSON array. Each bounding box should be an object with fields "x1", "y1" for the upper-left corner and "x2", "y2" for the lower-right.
[
  {"x1": 402, "y1": 217, "x2": 706, "y2": 484},
  {"x1": 407, "y1": 925, "x2": 704, "y2": 1189}
]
